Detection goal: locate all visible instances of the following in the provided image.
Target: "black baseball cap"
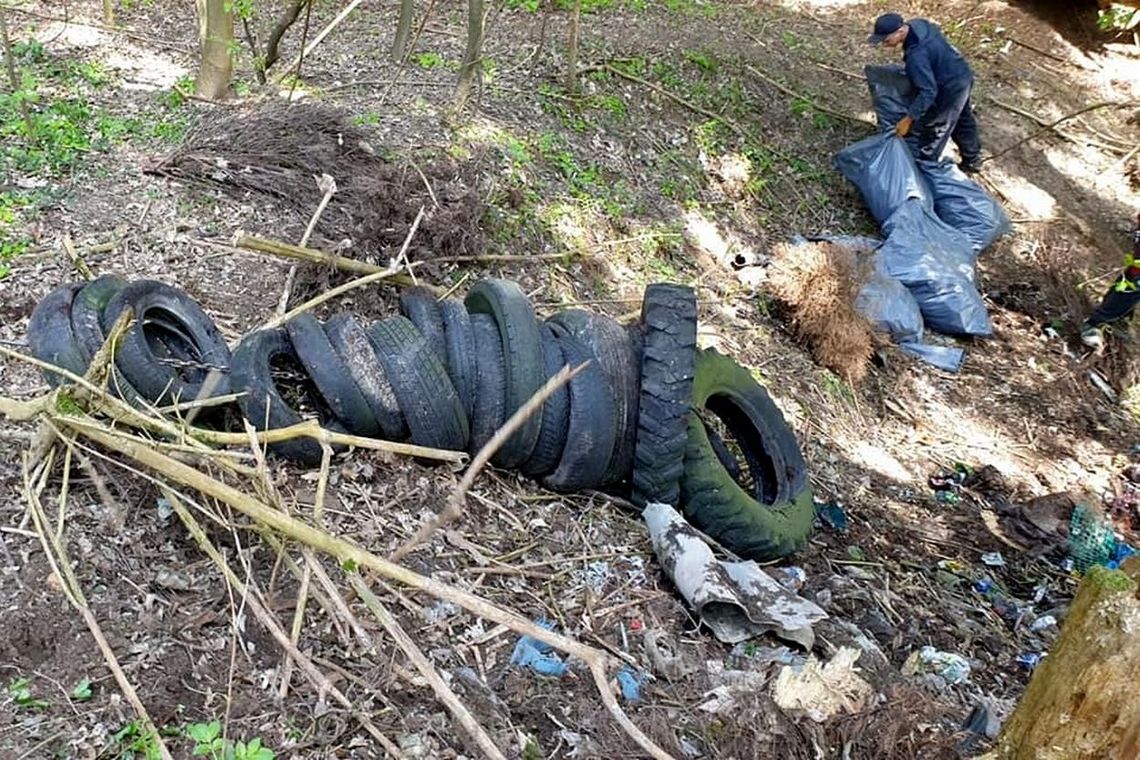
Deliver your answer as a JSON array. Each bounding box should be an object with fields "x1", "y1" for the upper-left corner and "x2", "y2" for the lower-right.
[{"x1": 868, "y1": 12, "x2": 905, "y2": 44}]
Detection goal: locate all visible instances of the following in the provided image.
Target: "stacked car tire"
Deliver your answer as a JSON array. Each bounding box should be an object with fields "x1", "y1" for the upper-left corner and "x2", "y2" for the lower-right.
[{"x1": 26, "y1": 276, "x2": 816, "y2": 561}]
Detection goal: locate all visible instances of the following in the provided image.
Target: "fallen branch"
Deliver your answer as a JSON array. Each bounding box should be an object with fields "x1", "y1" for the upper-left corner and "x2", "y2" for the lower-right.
[
  {"x1": 66, "y1": 423, "x2": 673, "y2": 760},
  {"x1": 744, "y1": 64, "x2": 875, "y2": 128},
  {"x1": 591, "y1": 63, "x2": 745, "y2": 137},
  {"x1": 228, "y1": 235, "x2": 410, "y2": 277},
  {"x1": 274, "y1": 0, "x2": 366, "y2": 83},
  {"x1": 348, "y1": 574, "x2": 506, "y2": 759},
  {"x1": 987, "y1": 98, "x2": 1140, "y2": 160},
  {"x1": 276, "y1": 173, "x2": 339, "y2": 318},
  {"x1": 389, "y1": 361, "x2": 585, "y2": 562}
]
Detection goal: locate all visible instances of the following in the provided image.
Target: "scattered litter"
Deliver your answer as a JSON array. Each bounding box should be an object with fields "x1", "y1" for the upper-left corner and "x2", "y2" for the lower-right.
[
  {"x1": 424, "y1": 600, "x2": 460, "y2": 624},
  {"x1": 397, "y1": 733, "x2": 429, "y2": 758},
  {"x1": 776, "y1": 566, "x2": 807, "y2": 592},
  {"x1": 699, "y1": 661, "x2": 771, "y2": 715},
  {"x1": 1029, "y1": 615, "x2": 1057, "y2": 633},
  {"x1": 644, "y1": 629, "x2": 697, "y2": 681},
  {"x1": 154, "y1": 569, "x2": 192, "y2": 591},
  {"x1": 981, "y1": 552, "x2": 1006, "y2": 567},
  {"x1": 616, "y1": 665, "x2": 647, "y2": 703},
  {"x1": 846, "y1": 545, "x2": 866, "y2": 562},
  {"x1": 1015, "y1": 652, "x2": 1044, "y2": 670},
  {"x1": 729, "y1": 642, "x2": 803, "y2": 668},
  {"x1": 1069, "y1": 504, "x2": 1119, "y2": 572},
  {"x1": 1089, "y1": 369, "x2": 1118, "y2": 402},
  {"x1": 155, "y1": 496, "x2": 173, "y2": 523},
  {"x1": 642, "y1": 502, "x2": 827, "y2": 647},
  {"x1": 510, "y1": 619, "x2": 569, "y2": 677},
  {"x1": 904, "y1": 646, "x2": 971, "y2": 685},
  {"x1": 815, "y1": 500, "x2": 848, "y2": 532},
  {"x1": 772, "y1": 646, "x2": 874, "y2": 722},
  {"x1": 958, "y1": 701, "x2": 1001, "y2": 753}
]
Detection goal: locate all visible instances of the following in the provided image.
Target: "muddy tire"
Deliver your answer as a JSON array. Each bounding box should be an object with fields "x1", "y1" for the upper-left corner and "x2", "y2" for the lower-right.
[
  {"x1": 399, "y1": 287, "x2": 448, "y2": 368},
  {"x1": 286, "y1": 313, "x2": 380, "y2": 437},
  {"x1": 542, "y1": 327, "x2": 617, "y2": 492},
  {"x1": 439, "y1": 298, "x2": 478, "y2": 420},
  {"x1": 465, "y1": 279, "x2": 544, "y2": 468},
  {"x1": 678, "y1": 348, "x2": 814, "y2": 561},
  {"x1": 546, "y1": 308, "x2": 640, "y2": 487},
  {"x1": 366, "y1": 315, "x2": 469, "y2": 452},
  {"x1": 101, "y1": 280, "x2": 232, "y2": 406},
  {"x1": 324, "y1": 313, "x2": 408, "y2": 441},
  {"x1": 27, "y1": 282, "x2": 87, "y2": 386},
  {"x1": 519, "y1": 325, "x2": 571, "y2": 477},
  {"x1": 630, "y1": 284, "x2": 697, "y2": 507},
  {"x1": 69, "y1": 274, "x2": 144, "y2": 403},
  {"x1": 468, "y1": 313, "x2": 507, "y2": 455}
]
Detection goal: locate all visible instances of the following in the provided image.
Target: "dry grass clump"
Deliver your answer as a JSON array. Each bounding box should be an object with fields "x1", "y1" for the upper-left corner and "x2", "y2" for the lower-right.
[{"x1": 767, "y1": 241, "x2": 875, "y2": 384}]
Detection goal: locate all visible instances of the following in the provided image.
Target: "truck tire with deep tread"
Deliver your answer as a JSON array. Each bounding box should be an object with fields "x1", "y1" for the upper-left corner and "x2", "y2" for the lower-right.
[
  {"x1": 630, "y1": 284, "x2": 697, "y2": 507},
  {"x1": 366, "y1": 315, "x2": 469, "y2": 452},
  {"x1": 678, "y1": 349, "x2": 814, "y2": 561},
  {"x1": 324, "y1": 313, "x2": 409, "y2": 441},
  {"x1": 286, "y1": 313, "x2": 380, "y2": 437},
  {"x1": 465, "y1": 279, "x2": 544, "y2": 468}
]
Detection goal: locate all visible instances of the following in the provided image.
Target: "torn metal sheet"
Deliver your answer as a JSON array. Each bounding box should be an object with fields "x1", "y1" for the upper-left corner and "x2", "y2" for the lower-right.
[{"x1": 642, "y1": 502, "x2": 828, "y2": 647}]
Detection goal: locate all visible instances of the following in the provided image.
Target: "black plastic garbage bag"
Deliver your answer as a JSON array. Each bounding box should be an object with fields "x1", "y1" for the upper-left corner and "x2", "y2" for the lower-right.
[
  {"x1": 917, "y1": 159, "x2": 1011, "y2": 255},
  {"x1": 865, "y1": 63, "x2": 922, "y2": 154},
  {"x1": 835, "y1": 132, "x2": 931, "y2": 225},
  {"x1": 879, "y1": 199, "x2": 992, "y2": 337}
]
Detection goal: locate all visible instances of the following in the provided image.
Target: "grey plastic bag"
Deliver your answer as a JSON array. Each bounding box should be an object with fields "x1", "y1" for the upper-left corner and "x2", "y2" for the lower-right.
[
  {"x1": 865, "y1": 64, "x2": 922, "y2": 154},
  {"x1": 917, "y1": 159, "x2": 1011, "y2": 254},
  {"x1": 880, "y1": 199, "x2": 992, "y2": 337},
  {"x1": 835, "y1": 132, "x2": 931, "y2": 225},
  {"x1": 856, "y1": 272, "x2": 924, "y2": 342}
]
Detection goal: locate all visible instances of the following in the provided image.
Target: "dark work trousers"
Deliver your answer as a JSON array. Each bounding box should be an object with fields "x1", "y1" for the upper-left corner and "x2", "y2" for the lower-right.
[
  {"x1": 915, "y1": 76, "x2": 982, "y2": 164},
  {"x1": 1087, "y1": 266, "x2": 1140, "y2": 328}
]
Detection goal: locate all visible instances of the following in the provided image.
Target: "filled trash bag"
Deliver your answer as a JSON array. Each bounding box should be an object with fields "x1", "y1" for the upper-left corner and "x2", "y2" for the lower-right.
[
  {"x1": 835, "y1": 132, "x2": 931, "y2": 225},
  {"x1": 917, "y1": 159, "x2": 1011, "y2": 255},
  {"x1": 856, "y1": 271, "x2": 924, "y2": 342},
  {"x1": 879, "y1": 199, "x2": 992, "y2": 337},
  {"x1": 865, "y1": 63, "x2": 922, "y2": 154}
]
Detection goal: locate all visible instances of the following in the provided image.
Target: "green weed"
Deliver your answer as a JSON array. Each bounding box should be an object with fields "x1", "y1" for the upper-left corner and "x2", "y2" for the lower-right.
[
  {"x1": 683, "y1": 50, "x2": 716, "y2": 73},
  {"x1": 411, "y1": 51, "x2": 445, "y2": 69},
  {"x1": 5, "y1": 677, "x2": 49, "y2": 710},
  {"x1": 610, "y1": 57, "x2": 647, "y2": 78},
  {"x1": 186, "y1": 720, "x2": 275, "y2": 760},
  {"x1": 70, "y1": 677, "x2": 93, "y2": 702},
  {"x1": 113, "y1": 722, "x2": 164, "y2": 760}
]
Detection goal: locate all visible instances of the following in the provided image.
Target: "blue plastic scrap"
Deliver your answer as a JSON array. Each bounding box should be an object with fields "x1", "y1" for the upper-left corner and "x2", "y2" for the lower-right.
[
  {"x1": 815, "y1": 500, "x2": 849, "y2": 533},
  {"x1": 616, "y1": 666, "x2": 647, "y2": 703},
  {"x1": 511, "y1": 619, "x2": 569, "y2": 677}
]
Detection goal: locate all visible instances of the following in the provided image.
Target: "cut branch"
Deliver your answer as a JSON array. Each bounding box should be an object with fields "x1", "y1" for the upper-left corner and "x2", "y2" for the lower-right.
[{"x1": 987, "y1": 97, "x2": 1140, "y2": 160}]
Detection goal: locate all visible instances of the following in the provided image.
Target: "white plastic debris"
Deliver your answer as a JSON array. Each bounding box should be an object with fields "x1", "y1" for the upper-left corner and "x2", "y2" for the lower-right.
[
  {"x1": 642, "y1": 502, "x2": 827, "y2": 647},
  {"x1": 772, "y1": 646, "x2": 874, "y2": 722},
  {"x1": 903, "y1": 645, "x2": 971, "y2": 685}
]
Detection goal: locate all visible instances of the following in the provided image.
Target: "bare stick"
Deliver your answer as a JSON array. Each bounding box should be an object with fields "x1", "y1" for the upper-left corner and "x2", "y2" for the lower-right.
[
  {"x1": 389, "y1": 361, "x2": 585, "y2": 562},
  {"x1": 348, "y1": 574, "x2": 506, "y2": 760},
  {"x1": 168, "y1": 492, "x2": 406, "y2": 759},
  {"x1": 276, "y1": 173, "x2": 338, "y2": 318},
  {"x1": 61, "y1": 235, "x2": 94, "y2": 280},
  {"x1": 594, "y1": 63, "x2": 746, "y2": 136},
  {"x1": 986, "y1": 98, "x2": 1140, "y2": 161},
  {"x1": 274, "y1": 0, "x2": 366, "y2": 83},
  {"x1": 67, "y1": 424, "x2": 673, "y2": 760},
  {"x1": 257, "y1": 206, "x2": 427, "y2": 332},
  {"x1": 229, "y1": 235, "x2": 402, "y2": 276}
]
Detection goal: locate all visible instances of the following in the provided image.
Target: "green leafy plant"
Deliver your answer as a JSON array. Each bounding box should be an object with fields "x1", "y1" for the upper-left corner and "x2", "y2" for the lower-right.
[
  {"x1": 187, "y1": 720, "x2": 275, "y2": 760},
  {"x1": 5, "y1": 677, "x2": 49, "y2": 709},
  {"x1": 71, "y1": 677, "x2": 93, "y2": 702},
  {"x1": 411, "y1": 51, "x2": 444, "y2": 69},
  {"x1": 113, "y1": 721, "x2": 163, "y2": 760}
]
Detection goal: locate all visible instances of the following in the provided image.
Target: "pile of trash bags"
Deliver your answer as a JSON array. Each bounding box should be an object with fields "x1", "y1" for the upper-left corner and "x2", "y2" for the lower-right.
[
  {"x1": 829, "y1": 63, "x2": 1011, "y2": 371},
  {"x1": 26, "y1": 274, "x2": 817, "y2": 561}
]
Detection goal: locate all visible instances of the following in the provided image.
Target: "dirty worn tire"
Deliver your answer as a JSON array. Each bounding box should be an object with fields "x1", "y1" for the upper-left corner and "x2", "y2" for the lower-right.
[
  {"x1": 630, "y1": 284, "x2": 697, "y2": 507},
  {"x1": 465, "y1": 279, "x2": 543, "y2": 468},
  {"x1": 366, "y1": 315, "x2": 469, "y2": 452},
  {"x1": 27, "y1": 282, "x2": 87, "y2": 387},
  {"x1": 324, "y1": 313, "x2": 408, "y2": 441},
  {"x1": 101, "y1": 280, "x2": 232, "y2": 406},
  {"x1": 439, "y1": 298, "x2": 477, "y2": 420},
  {"x1": 399, "y1": 287, "x2": 449, "y2": 368},
  {"x1": 519, "y1": 325, "x2": 571, "y2": 478},
  {"x1": 286, "y1": 313, "x2": 380, "y2": 437},
  {"x1": 542, "y1": 327, "x2": 617, "y2": 493},
  {"x1": 678, "y1": 348, "x2": 814, "y2": 561},
  {"x1": 230, "y1": 328, "x2": 340, "y2": 465},
  {"x1": 468, "y1": 313, "x2": 507, "y2": 455},
  {"x1": 69, "y1": 274, "x2": 144, "y2": 404},
  {"x1": 546, "y1": 309, "x2": 640, "y2": 487}
]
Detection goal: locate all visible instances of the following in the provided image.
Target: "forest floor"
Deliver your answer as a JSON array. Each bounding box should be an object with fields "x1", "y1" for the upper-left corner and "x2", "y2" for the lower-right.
[{"x1": 2, "y1": 0, "x2": 1140, "y2": 758}]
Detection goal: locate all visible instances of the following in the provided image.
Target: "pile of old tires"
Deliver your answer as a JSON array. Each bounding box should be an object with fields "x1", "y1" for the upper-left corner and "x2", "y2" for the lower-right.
[{"x1": 26, "y1": 276, "x2": 814, "y2": 561}]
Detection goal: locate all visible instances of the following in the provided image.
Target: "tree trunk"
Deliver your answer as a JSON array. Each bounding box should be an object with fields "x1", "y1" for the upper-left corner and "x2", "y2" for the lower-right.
[
  {"x1": 102, "y1": 0, "x2": 115, "y2": 25},
  {"x1": 0, "y1": 6, "x2": 32, "y2": 143},
  {"x1": 194, "y1": 0, "x2": 234, "y2": 100},
  {"x1": 392, "y1": 0, "x2": 415, "y2": 61},
  {"x1": 565, "y1": 0, "x2": 581, "y2": 96},
  {"x1": 451, "y1": 0, "x2": 484, "y2": 117},
  {"x1": 263, "y1": 0, "x2": 309, "y2": 76},
  {"x1": 987, "y1": 558, "x2": 1140, "y2": 760}
]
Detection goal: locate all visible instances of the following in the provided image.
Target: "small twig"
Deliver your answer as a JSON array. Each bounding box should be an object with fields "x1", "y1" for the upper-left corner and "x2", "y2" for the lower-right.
[
  {"x1": 406, "y1": 157, "x2": 440, "y2": 209},
  {"x1": 744, "y1": 63, "x2": 875, "y2": 127},
  {"x1": 274, "y1": 0, "x2": 366, "y2": 83},
  {"x1": 986, "y1": 97, "x2": 1140, "y2": 161},
  {"x1": 592, "y1": 63, "x2": 745, "y2": 137},
  {"x1": 389, "y1": 361, "x2": 585, "y2": 562},
  {"x1": 348, "y1": 574, "x2": 507, "y2": 760},
  {"x1": 1008, "y1": 35, "x2": 1068, "y2": 64},
  {"x1": 277, "y1": 173, "x2": 339, "y2": 318},
  {"x1": 60, "y1": 235, "x2": 94, "y2": 280}
]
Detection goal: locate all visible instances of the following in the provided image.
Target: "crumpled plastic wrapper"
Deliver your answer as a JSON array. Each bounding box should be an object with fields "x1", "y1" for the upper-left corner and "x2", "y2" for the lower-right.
[{"x1": 642, "y1": 502, "x2": 828, "y2": 647}]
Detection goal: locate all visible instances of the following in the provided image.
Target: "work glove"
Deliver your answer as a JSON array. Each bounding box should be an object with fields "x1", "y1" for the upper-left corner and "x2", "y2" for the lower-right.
[{"x1": 895, "y1": 115, "x2": 913, "y2": 138}]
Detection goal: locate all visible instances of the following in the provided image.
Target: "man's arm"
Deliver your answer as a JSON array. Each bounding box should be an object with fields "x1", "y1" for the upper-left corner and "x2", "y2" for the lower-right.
[{"x1": 905, "y1": 49, "x2": 938, "y2": 122}]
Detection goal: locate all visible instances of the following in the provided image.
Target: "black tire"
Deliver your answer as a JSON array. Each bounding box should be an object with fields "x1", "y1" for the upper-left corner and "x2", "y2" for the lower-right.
[
  {"x1": 366, "y1": 315, "x2": 469, "y2": 452},
  {"x1": 69, "y1": 274, "x2": 143, "y2": 404},
  {"x1": 399, "y1": 287, "x2": 448, "y2": 368},
  {"x1": 230, "y1": 328, "x2": 339, "y2": 465},
  {"x1": 27, "y1": 282, "x2": 87, "y2": 387},
  {"x1": 465, "y1": 279, "x2": 543, "y2": 469},
  {"x1": 324, "y1": 313, "x2": 408, "y2": 441},
  {"x1": 630, "y1": 284, "x2": 697, "y2": 507},
  {"x1": 468, "y1": 313, "x2": 506, "y2": 455},
  {"x1": 286, "y1": 313, "x2": 380, "y2": 437},
  {"x1": 438, "y1": 298, "x2": 477, "y2": 420},
  {"x1": 542, "y1": 328, "x2": 617, "y2": 492},
  {"x1": 678, "y1": 349, "x2": 814, "y2": 561},
  {"x1": 546, "y1": 309, "x2": 640, "y2": 487},
  {"x1": 519, "y1": 325, "x2": 571, "y2": 477},
  {"x1": 101, "y1": 280, "x2": 232, "y2": 406}
]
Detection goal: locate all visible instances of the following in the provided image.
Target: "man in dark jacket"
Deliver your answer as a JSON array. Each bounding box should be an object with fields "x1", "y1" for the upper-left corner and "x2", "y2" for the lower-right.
[{"x1": 868, "y1": 12, "x2": 983, "y2": 173}]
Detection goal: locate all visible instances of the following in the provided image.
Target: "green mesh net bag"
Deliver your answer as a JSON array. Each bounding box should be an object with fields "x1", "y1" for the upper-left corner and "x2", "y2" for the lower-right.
[{"x1": 1069, "y1": 504, "x2": 1117, "y2": 573}]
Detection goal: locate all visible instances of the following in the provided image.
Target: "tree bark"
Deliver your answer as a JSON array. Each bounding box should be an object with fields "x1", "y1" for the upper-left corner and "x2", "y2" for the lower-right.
[
  {"x1": 988, "y1": 558, "x2": 1140, "y2": 760},
  {"x1": 565, "y1": 0, "x2": 581, "y2": 96},
  {"x1": 102, "y1": 0, "x2": 115, "y2": 25},
  {"x1": 451, "y1": 0, "x2": 484, "y2": 117},
  {"x1": 194, "y1": 0, "x2": 234, "y2": 100},
  {"x1": 392, "y1": 0, "x2": 415, "y2": 61},
  {"x1": 263, "y1": 0, "x2": 309, "y2": 76},
  {"x1": 0, "y1": 5, "x2": 32, "y2": 145}
]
